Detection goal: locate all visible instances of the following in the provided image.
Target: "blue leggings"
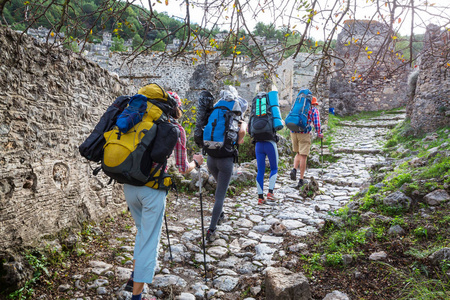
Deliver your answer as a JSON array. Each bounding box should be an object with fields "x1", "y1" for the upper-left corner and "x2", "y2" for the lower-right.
[{"x1": 255, "y1": 141, "x2": 278, "y2": 194}]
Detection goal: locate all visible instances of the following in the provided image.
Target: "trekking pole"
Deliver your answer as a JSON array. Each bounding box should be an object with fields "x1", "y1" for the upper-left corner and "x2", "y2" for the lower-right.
[
  {"x1": 321, "y1": 137, "x2": 324, "y2": 181},
  {"x1": 164, "y1": 214, "x2": 173, "y2": 262},
  {"x1": 197, "y1": 160, "x2": 208, "y2": 282}
]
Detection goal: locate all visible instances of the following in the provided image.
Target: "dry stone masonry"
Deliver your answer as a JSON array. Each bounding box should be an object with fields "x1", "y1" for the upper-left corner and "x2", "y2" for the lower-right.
[
  {"x1": 0, "y1": 26, "x2": 132, "y2": 257},
  {"x1": 409, "y1": 24, "x2": 450, "y2": 133},
  {"x1": 330, "y1": 20, "x2": 410, "y2": 115}
]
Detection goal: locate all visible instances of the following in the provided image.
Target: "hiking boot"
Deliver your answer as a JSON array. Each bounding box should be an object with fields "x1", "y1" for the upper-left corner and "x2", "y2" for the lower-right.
[
  {"x1": 258, "y1": 198, "x2": 266, "y2": 205},
  {"x1": 297, "y1": 179, "x2": 305, "y2": 188},
  {"x1": 124, "y1": 277, "x2": 133, "y2": 292},
  {"x1": 290, "y1": 168, "x2": 297, "y2": 181},
  {"x1": 217, "y1": 212, "x2": 226, "y2": 225},
  {"x1": 206, "y1": 228, "x2": 216, "y2": 242},
  {"x1": 267, "y1": 193, "x2": 278, "y2": 201}
]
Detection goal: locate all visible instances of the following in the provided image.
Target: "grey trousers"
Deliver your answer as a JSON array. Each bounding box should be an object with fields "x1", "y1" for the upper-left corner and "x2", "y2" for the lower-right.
[{"x1": 207, "y1": 155, "x2": 234, "y2": 230}]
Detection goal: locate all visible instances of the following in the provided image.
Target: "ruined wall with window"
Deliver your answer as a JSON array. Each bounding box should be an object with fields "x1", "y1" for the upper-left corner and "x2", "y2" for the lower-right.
[{"x1": 330, "y1": 20, "x2": 410, "y2": 116}]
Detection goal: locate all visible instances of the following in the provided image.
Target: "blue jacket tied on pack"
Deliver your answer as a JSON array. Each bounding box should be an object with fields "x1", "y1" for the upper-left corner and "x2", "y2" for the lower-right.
[{"x1": 116, "y1": 94, "x2": 148, "y2": 133}]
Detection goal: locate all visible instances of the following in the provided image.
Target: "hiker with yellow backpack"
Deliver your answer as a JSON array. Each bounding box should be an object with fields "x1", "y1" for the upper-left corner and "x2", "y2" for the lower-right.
[{"x1": 100, "y1": 84, "x2": 203, "y2": 299}]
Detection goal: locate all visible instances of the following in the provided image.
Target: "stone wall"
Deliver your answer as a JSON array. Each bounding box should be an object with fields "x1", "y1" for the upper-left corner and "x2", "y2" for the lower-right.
[
  {"x1": 330, "y1": 20, "x2": 410, "y2": 116},
  {"x1": 0, "y1": 27, "x2": 132, "y2": 255},
  {"x1": 409, "y1": 24, "x2": 450, "y2": 132}
]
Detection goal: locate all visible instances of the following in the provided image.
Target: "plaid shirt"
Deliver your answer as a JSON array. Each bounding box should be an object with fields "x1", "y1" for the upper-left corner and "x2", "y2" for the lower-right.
[
  {"x1": 152, "y1": 121, "x2": 189, "y2": 173},
  {"x1": 173, "y1": 121, "x2": 190, "y2": 173},
  {"x1": 292, "y1": 106, "x2": 323, "y2": 138}
]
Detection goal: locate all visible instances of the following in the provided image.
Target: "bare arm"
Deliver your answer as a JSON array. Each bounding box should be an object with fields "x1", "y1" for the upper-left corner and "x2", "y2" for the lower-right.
[
  {"x1": 238, "y1": 121, "x2": 247, "y2": 144},
  {"x1": 179, "y1": 154, "x2": 204, "y2": 175}
]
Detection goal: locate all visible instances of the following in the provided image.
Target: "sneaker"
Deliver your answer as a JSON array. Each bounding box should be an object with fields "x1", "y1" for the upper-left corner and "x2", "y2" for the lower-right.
[
  {"x1": 267, "y1": 193, "x2": 278, "y2": 201},
  {"x1": 217, "y1": 212, "x2": 226, "y2": 225},
  {"x1": 290, "y1": 168, "x2": 297, "y2": 181},
  {"x1": 297, "y1": 179, "x2": 307, "y2": 188},
  {"x1": 206, "y1": 228, "x2": 216, "y2": 242},
  {"x1": 258, "y1": 198, "x2": 266, "y2": 205},
  {"x1": 124, "y1": 277, "x2": 133, "y2": 292}
]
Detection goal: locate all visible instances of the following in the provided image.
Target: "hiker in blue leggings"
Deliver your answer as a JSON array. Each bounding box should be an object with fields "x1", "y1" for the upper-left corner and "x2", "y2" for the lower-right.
[
  {"x1": 256, "y1": 140, "x2": 279, "y2": 204},
  {"x1": 247, "y1": 91, "x2": 282, "y2": 205}
]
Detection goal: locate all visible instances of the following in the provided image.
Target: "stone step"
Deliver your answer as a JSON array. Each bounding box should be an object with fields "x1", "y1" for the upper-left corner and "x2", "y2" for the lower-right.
[
  {"x1": 370, "y1": 115, "x2": 406, "y2": 121},
  {"x1": 338, "y1": 122, "x2": 398, "y2": 129},
  {"x1": 384, "y1": 109, "x2": 406, "y2": 114},
  {"x1": 335, "y1": 148, "x2": 383, "y2": 154}
]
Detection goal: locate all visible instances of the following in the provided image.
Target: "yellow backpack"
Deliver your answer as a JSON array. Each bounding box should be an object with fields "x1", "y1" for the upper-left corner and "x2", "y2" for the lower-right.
[{"x1": 102, "y1": 84, "x2": 180, "y2": 190}]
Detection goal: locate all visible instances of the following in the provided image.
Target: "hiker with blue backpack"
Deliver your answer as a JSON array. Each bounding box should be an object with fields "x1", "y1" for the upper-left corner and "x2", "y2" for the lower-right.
[
  {"x1": 199, "y1": 86, "x2": 248, "y2": 242},
  {"x1": 248, "y1": 91, "x2": 284, "y2": 205},
  {"x1": 285, "y1": 90, "x2": 324, "y2": 189}
]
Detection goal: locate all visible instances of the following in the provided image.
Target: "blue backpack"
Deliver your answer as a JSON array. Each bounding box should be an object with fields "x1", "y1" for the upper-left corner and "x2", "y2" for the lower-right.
[
  {"x1": 203, "y1": 99, "x2": 242, "y2": 158},
  {"x1": 285, "y1": 89, "x2": 312, "y2": 132}
]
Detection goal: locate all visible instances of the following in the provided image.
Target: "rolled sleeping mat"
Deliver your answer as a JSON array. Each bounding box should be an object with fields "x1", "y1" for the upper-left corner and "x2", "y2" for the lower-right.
[{"x1": 267, "y1": 91, "x2": 284, "y2": 131}]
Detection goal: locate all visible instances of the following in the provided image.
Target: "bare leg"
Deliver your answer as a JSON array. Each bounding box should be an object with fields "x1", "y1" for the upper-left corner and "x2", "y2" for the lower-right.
[
  {"x1": 293, "y1": 153, "x2": 301, "y2": 170},
  {"x1": 299, "y1": 154, "x2": 308, "y2": 179},
  {"x1": 133, "y1": 282, "x2": 145, "y2": 295}
]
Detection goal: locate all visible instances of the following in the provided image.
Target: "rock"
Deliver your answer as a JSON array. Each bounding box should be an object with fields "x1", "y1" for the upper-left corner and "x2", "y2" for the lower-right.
[
  {"x1": 151, "y1": 274, "x2": 187, "y2": 295},
  {"x1": 63, "y1": 233, "x2": 80, "y2": 250},
  {"x1": 388, "y1": 225, "x2": 405, "y2": 236},
  {"x1": 342, "y1": 254, "x2": 353, "y2": 266},
  {"x1": 58, "y1": 284, "x2": 72, "y2": 292},
  {"x1": 213, "y1": 275, "x2": 239, "y2": 292},
  {"x1": 323, "y1": 290, "x2": 351, "y2": 300},
  {"x1": 97, "y1": 286, "x2": 108, "y2": 295},
  {"x1": 251, "y1": 285, "x2": 261, "y2": 295},
  {"x1": 0, "y1": 253, "x2": 33, "y2": 294},
  {"x1": 369, "y1": 251, "x2": 387, "y2": 261},
  {"x1": 176, "y1": 292, "x2": 196, "y2": 300},
  {"x1": 428, "y1": 248, "x2": 450, "y2": 265},
  {"x1": 207, "y1": 246, "x2": 229, "y2": 258},
  {"x1": 383, "y1": 191, "x2": 411, "y2": 210},
  {"x1": 265, "y1": 267, "x2": 311, "y2": 300},
  {"x1": 115, "y1": 267, "x2": 132, "y2": 282},
  {"x1": 424, "y1": 189, "x2": 450, "y2": 206},
  {"x1": 288, "y1": 243, "x2": 308, "y2": 252},
  {"x1": 88, "y1": 261, "x2": 113, "y2": 275}
]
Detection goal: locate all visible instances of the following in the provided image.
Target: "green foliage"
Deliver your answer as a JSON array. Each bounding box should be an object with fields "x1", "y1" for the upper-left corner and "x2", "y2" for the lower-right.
[
  {"x1": 413, "y1": 226, "x2": 428, "y2": 240},
  {"x1": 420, "y1": 156, "x2": 450, "y2": 180},
  {"x1": 390, "y1": 216, "x2": 406, "y2": 227},
  {"x1": 132, "y1": 34, "x2": 143, "y2": 50},
  {"x1": 385, "y1": 172, "x2": 412, "y2": 190},
  {"x1": 3, "y1": 0, "x2": 185, "y2": 51},
  {"x1": 238, "y1": 135, "x2": 256, "y2": 163},
  {"x1": 360, "y1": 193, "x2": 377, "y2": 211},
  {"x1": 151, "y1": 39, "x2": 166, "y2": 51},
  {"x1": 110, "y1": 36, "x2": 127, "y2": 52},
  {"x1": 301, "y1": 253, "x2": 324, "y2": 276},
  {"x1": 8, "y1": 251, "x2": 50, "y2": 299},
  {"x1": 326, "y1": 229, "x2": 366, "y2": 253},
  {"x1": 64, "y1": 40, "x2": 79, "y2": 53},
  {"x1": 223, "y1": 79, "x2": 241, "y2": 86},
  {"x1": 325, "y1": 253, "x2": 343, "y2": 266}
]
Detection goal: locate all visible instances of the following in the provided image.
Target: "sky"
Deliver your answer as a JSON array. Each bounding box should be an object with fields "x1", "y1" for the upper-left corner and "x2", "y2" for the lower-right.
[{"x1": 138, "y1": 0, "x2": 450, "y2": 40}]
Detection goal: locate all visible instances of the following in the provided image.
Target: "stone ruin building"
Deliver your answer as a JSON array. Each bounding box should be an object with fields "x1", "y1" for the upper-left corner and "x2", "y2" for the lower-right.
[
  {"x1": 408, "y1": 24, "x2": 450, "y2": 133},
  {"x1": 329, "y1": 20, "x2": 410, "y2": 116}
]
